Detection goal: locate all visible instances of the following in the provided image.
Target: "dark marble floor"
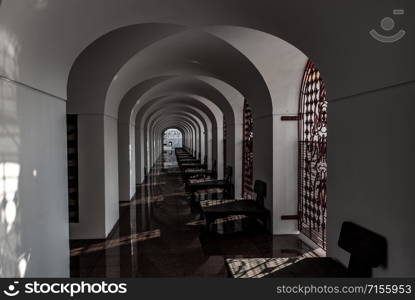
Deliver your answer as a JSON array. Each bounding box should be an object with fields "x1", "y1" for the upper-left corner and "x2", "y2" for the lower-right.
[{"x1": 70, "y1": 150, "x2": 314, "y2": 277}]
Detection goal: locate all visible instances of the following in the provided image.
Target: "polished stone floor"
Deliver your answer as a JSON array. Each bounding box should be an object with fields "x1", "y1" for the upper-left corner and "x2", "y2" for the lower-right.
[{"x1": 70, "y1": 150, "x2": 314, "y2": 277}]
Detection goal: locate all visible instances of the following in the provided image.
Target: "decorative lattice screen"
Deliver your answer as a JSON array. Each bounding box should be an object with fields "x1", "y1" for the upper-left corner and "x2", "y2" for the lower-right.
[
  {"x1": 223, "y1": 118, "x2": 227, "y2": 176},
  {"x1": 242, "y1": 100, "x2": 254, "y2": 198},
  {"x1": 67, "y1": 114, "x2": 79, "y2": 223},
  {"x1": 298, "y1": 60, "x2": 328, "y2": 249}
]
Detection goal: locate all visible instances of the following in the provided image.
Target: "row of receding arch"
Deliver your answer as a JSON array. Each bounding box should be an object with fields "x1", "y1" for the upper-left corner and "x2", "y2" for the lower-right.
[{"x1": 66, "y1": 23, "x2": 312, "y2": 239}]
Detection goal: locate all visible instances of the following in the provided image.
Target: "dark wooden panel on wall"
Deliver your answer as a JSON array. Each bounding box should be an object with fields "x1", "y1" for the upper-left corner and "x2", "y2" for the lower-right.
[
  {"x1": 281, "y1": 214, "x2": 299, "y2": 220},
  {"x1": 67, "y1": 114, "x2": 79, "y2": 223},
  {"x1": 281, "y1": 115, "x2": 300, "y2": 121},
  {"x1": 242, "y1": 100, "x2": 254, "y2": 198},
  {"x1": 223, "y1": 119, "x2": 227, "y2": 176}
]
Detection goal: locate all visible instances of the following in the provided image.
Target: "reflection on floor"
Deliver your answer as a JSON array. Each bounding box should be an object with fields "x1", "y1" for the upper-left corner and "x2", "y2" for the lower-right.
[
  {"x1": 70, "y1": 151, "x2": 316, "y2": 277},
  {"x1": 226, "y1": 251, "x2": 319, "y2": 278}
]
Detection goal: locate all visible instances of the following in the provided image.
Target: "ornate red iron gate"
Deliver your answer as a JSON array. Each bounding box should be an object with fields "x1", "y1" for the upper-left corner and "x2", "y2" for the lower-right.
[{"x1": 298, "y1": 60, "x2": 328, "y2": 249}]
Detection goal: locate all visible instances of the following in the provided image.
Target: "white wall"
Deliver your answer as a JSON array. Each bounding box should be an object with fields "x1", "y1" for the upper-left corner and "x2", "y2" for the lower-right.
[
  {"x1": 118, "y1": 122, "x2": 130, "y2": 201},
  {"x1": 273, "y1": 115, "x2": 300, "y2": 234},
  {"x1": 207, "y1": 27, "x2": 308, "y2": 233},
  {"x1": 104, "y1": 116, "x2": 119, "y2": 236},
  {"x1": 70, "y1": 115, "x2": 119, "y2": 239},
  {"x1": 0, "y1": 78, "x2": 69, "y2": 277},
  {"x1": 135, "y1": 126, "x2": 145, "y2": 183},
  {"x1": 327, "y1": 82, "x2": 415, "y2": 277},
  {"x1": 129, "y1": 124, "x2": 136, "y2": 196},
  {"x1": 118, "y1": 122, "x2": 135, "y2": 201},
  {"x1": 70, "y1": 115, "x2": 106, "y2": 238}
]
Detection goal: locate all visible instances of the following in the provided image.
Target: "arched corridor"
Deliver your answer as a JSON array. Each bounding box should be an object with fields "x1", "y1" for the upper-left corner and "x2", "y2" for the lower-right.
[
  {"x1": 163, "y1": 128, "x2": 183, "y2": 150},
  {"x1": 70, "y1": 150, "x2": 315, "y2": 277},
  {"x1": 0, "y1": 0, "x2": 414, "y2": 279}
]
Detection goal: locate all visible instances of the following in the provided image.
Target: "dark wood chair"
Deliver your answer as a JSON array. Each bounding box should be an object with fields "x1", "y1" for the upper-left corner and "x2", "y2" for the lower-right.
[
  {"x1": 202, "y1": 180, "x2": 270, "y2": 232},
  {"x1": 264, "y1": 221, "x2": 387, "y2": 277},
  {"x1": 188, "y1": 166, "x2": 233, "y2": 200}
]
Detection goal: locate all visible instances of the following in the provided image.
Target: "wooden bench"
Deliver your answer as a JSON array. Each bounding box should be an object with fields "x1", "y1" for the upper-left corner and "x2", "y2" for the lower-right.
[
  {"x1": 188, "y1": 166, "x2": 233, "y2": 200},
  {"x1": 201, "y1": 180, "x2": 270, "y2": 232},
  {"x1": 178, "y1": 159, "x2": 200, "y2": 166},
  {"x1": 176, "y1": 154, "x2": 194, "y2": 159},
  {"x1": 182, "y1": 168, "x2": 215, "y2": 182},
  {"x1": 180, "y1": 163, "x2": 206, "y2": 172}
]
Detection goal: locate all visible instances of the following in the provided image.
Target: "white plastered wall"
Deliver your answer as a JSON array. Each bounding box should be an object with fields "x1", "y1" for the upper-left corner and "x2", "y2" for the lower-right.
[{"x1": 206, "y1": 26, "x2": 308, "y2": 234}]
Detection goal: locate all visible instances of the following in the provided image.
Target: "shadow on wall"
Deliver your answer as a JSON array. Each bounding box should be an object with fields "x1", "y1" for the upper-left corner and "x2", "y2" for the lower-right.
[{"x1": 0, "y1": 28, "x2": 30, "y2": 277}]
